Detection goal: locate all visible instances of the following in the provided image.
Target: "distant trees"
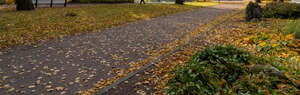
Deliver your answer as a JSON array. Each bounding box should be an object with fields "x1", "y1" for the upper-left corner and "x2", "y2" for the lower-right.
[{"x1": 15, "y1": 0, "x2": 35, "y2": 10}]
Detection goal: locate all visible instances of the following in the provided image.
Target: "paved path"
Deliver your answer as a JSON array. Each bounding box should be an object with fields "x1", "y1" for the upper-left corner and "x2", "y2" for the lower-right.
[{"x1": 0, "y1": 3, "x2": 244, "y2": 95}]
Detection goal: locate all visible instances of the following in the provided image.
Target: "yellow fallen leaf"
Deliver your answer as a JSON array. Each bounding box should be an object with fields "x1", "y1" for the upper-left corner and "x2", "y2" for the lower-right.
[
  {"x1": 272, "y1": 43, "x2": 279, "y2": 47},
  {"x1": 285, "y1": 34, "x2": 294, "y2": 39},
  {"x1": 243, "y1": 37, "x2": 250, "y2": 42},
  {"x1": 259, "y1": 42, "x2": 267, "y2": 47}
]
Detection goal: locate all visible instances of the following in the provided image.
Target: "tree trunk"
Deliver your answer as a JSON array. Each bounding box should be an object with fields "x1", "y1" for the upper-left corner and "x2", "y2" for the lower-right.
[
  {"x1": 256, "y1": 0, "x2": 261, "y2": 3},
  {"x1": 15, "y1": 0, "x2": 35, "y2": 11},
  {"x1": 71, "y1": 0, "x2": 80, "y2": 3},
  {"x1": 175, "y1": 0, "x2": 184, "y2": 4}
]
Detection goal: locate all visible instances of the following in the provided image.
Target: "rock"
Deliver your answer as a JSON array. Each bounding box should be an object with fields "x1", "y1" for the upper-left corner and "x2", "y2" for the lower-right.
[{"x1": 249, "y1": 65, "x2": 288, "y2": 80}]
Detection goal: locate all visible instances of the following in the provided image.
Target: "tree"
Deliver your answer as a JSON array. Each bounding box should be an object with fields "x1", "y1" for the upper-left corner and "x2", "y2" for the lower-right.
[
  {"x1": 15, "y1": 0, "x2": 35, "y2": 10},
  {"x1": 175, "y1": 0, "x2": 184, "y2": 5}
]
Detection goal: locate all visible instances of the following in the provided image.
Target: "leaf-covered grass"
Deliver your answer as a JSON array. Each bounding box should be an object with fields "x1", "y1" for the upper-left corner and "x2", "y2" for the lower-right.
[
  {"x1": 185, "y1": 2, "x2": 220, "y2": 7},
  {"x1": 282, "y1": 20, "x2": 300, "y2": 40},
  {"x1": 0, "y1": 4, "x2": 198, "y2": 49}
]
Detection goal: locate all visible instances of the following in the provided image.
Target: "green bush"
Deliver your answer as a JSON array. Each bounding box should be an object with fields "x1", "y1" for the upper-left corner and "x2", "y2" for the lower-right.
[
  {"x1": 165, "y1": 45, "x2": 257, "y2": 95},
  {"x1": 165, "y1": 45, "x2": 299, "y2": 95},
  {"x1": 263, "y1": 3, "x2": 300, "y2": 19}
]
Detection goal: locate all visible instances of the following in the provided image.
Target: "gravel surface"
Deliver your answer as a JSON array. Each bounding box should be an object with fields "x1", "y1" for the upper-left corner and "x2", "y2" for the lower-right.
[{"x1": 0, "y1": 3, "x2": 244, "y2": 95}]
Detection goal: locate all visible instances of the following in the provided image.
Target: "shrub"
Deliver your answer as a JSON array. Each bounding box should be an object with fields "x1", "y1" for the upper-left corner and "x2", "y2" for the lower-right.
[
  {"x1": 165, "y1": 45, "x2": 257, "y2": 95},
  {"x1": 245, "y1": 2, "x2": 262, "y2": 22},
  {"x1": 263, "y1": 3, "x2": 300, "y2": 19},
  {"x1": 165, "y1": 45, "x2": 300, "y2": 95}
]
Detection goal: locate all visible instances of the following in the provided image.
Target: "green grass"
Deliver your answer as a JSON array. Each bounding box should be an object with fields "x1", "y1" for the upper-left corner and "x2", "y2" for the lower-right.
[
  {"x1": 281, "y1": 20, "x2": 300, "y2": 39},
  {"x1": 0, "y1": 4, "x2": 198, "y2": 49}
]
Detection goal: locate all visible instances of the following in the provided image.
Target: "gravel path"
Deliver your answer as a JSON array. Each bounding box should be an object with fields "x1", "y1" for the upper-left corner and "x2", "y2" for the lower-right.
[{"x1": 0, "y1": 3, "x2": 244, "y2": 95}]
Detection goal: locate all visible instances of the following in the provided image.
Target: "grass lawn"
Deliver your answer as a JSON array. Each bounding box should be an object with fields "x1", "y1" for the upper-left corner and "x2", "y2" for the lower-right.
[{"x1": 0, "y1": 4, "x2": 200, "y2": 49}]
